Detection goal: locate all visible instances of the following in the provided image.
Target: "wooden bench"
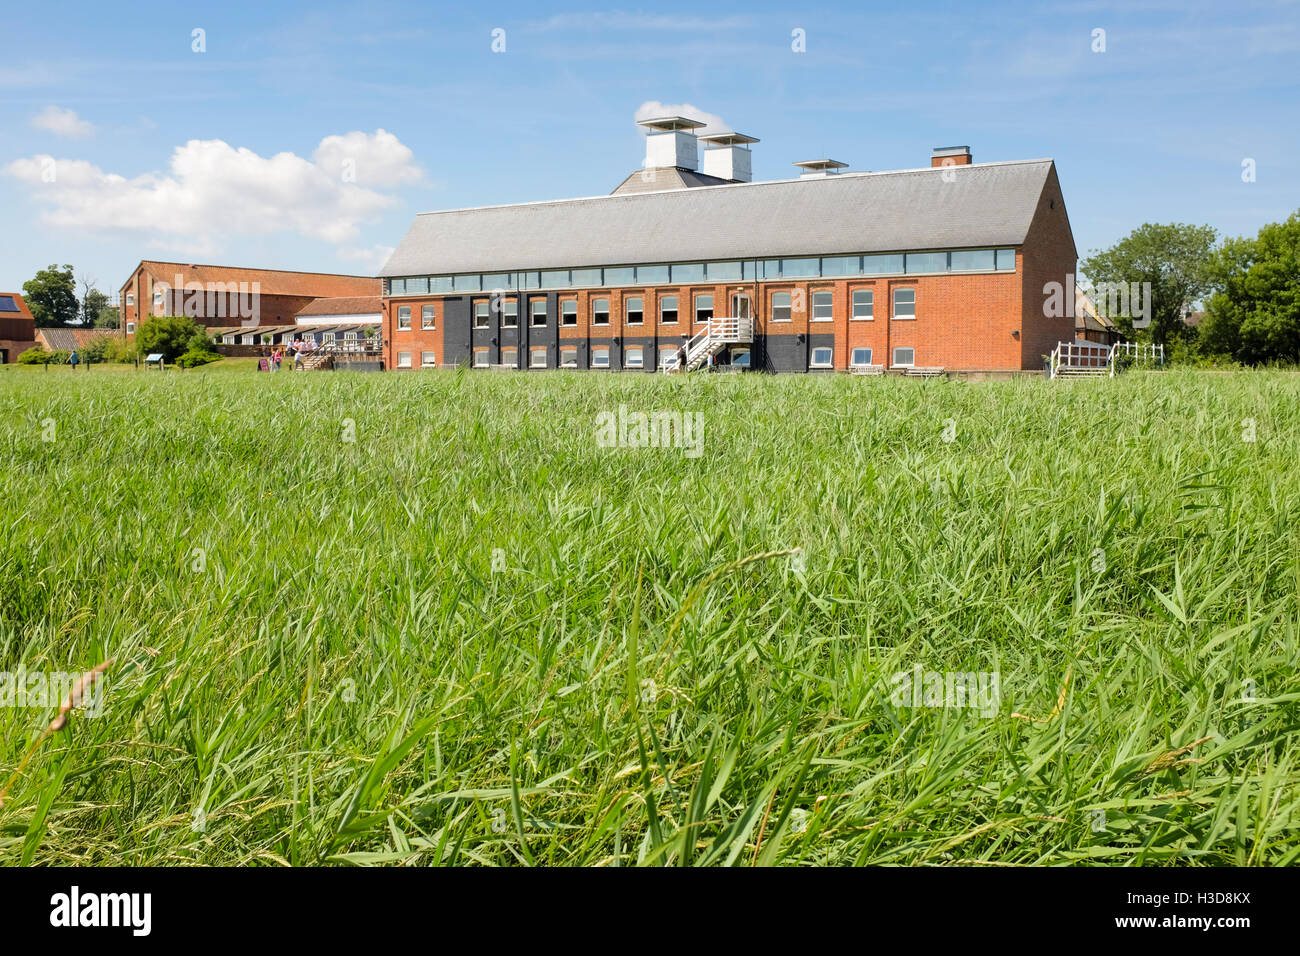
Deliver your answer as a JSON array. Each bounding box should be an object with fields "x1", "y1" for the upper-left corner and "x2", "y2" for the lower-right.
[
  {"x1": 850, "y1": 365, "x2": 885, "y2": 376},
  {"x1": 903, "y1": 366, "x2": 946, "y2": 379}
]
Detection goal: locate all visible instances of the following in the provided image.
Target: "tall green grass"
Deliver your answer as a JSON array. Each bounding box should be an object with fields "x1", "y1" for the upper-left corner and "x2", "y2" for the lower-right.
[{"x1": 0, "y1": 365, "x2": 1297, "y2": 865}]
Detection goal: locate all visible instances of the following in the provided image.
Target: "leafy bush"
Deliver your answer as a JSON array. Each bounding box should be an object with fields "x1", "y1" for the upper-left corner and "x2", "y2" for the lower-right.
[
  {"x1": 104, "y1": 337, "x2": 138, "y2": 364},
  {"x1": 16, "y1": 345, "x2": 48, "y2": 365},
  {"x1": 80, "y1": 335, "x2": 114, "y2": 364},
  {"x1": 177, "y1": 348, "x2": 220, "y2": 368},
  {"x1": 136, "y1": 315, "x2": 203, "y2": 362}
]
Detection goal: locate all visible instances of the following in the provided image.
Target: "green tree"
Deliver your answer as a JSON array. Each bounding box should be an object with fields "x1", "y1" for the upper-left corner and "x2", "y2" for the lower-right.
[
  {"x1": 82, "y1": 288, "x2": 110, "y2": 326},
  {"x1": 1080, "y1": 223, "x2": 1218, "y2": 346},
  {"x1": 136, "y1": 314, "x2": 202, "y2": 362},
  {"x1": 1200, "y1": 211, "x2": 1300, "y2": 365},
  {"x1": 22, "y1": 264, "x2": 80, "y2": 327},
  {"x1": 94, "y1": 305, "x2": 121, "y2": 330}
]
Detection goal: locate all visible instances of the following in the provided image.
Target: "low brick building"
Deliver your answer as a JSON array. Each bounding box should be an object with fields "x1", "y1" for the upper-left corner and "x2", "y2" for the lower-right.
[
  {"x1": 0, "y1": 293, "x2": 36, "y2": 363},
  {"x1": 379, "y1": 121, "x2": 1078, "y2": 374},
  {"x1": 118, "y1": 261, "x2": 379, "y2": 339}
]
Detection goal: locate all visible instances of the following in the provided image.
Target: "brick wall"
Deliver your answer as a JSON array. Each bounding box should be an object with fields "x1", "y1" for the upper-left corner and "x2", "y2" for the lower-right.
[
  {"x1": 1019, "y1": 165, "x2": 1079, "y2": 369},
  {"x1": 384, "y1": 268, "x2": 1028, "y2": 372}
]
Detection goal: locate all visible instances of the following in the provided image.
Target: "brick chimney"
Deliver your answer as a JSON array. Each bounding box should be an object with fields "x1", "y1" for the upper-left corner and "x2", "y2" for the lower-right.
[{"x1": 931, "y1": 146, "x2": 971, "y2": 168}]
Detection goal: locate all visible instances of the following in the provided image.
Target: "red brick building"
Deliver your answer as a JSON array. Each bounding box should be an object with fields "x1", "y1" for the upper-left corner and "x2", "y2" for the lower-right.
[
  {"x1": 118, "y1": 261, "x2": 379, "y2": 339},
  {"x1": 0, "y1": 292, "x2": 36, "y2": 364},
  {"x1": 380, "y1": 121, "x2": 1078, "y2": 374}
]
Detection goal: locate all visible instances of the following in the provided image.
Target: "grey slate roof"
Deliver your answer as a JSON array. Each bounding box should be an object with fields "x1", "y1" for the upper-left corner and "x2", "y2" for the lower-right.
[
  {"x1": 609, "y1": 166, "x2": 738, "y2": 195},
  {"x1": 380, "y1": 159, "x2": 1055, "y2": 278}
]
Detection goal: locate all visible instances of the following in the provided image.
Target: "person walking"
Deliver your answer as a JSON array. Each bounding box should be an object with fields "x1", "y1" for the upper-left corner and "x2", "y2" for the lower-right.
[{"x1": 68, "y1": 349, "x2": 81, "y2": 372}]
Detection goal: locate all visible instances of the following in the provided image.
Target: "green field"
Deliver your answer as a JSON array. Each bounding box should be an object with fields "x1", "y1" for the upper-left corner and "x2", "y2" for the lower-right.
[{"x1": 1, "y1": 364, "x2": 1297, "y2": 865}]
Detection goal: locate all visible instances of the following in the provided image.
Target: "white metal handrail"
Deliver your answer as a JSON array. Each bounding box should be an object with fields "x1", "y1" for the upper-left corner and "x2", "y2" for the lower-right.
[
  {"x1": 1049, "y1": 341, "x2": 1165, "y2": 379},
  {"x1": 664, "y1": 316, "x2": 755, "y2": 372}
]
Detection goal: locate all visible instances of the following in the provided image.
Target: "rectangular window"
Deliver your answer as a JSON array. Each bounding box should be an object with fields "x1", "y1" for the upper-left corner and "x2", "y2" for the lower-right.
[
  {"x1": 949, "y1": 249, "x2": 996, "y2": 272},
  {"x1": 530, "y1": 347, "x2": 547, "y2": 368},
  {"x1": 592, "y1": 298, "x2": 610, "y2": 325},
  {"x1": 125, "y1": 293, "x2": 135, "y2": 306},
  {"x1": 761, "y1": 260, "x2": 780, "y2": 279},
  {"x1": 852, "y1": 289, "x2": 874, "y2": 320},
  {"x1": 658, "y1": 346, "x2": 678, "y2": 368},
  {"x1": 561, "y1": 300, "x2": 577, "y2": 326},
  {"x1": 592, "y1": 347, "x2": 610, "y2": 368},
  {"x1": 781, "y1": 258, "x2": 820, "y2": 278},
  {"x1": 660, "y1": 295, "x2": 678, "y2": 324},
  {"x1": 771, "y1": 291, "x2": 792, "y2": 322},
  {"x1": 483, "y1": 273, "x2": 511, "y2": 290},
  {"x1": 570, "y1": 268, "x2": 601, "y2": 288},
  {"x1": 430, "y1": 276, "x2": 453, "y2": 293},
  {"x1": 695, "y1": 294, "x2": 713, "y2": 324},
  {"x1": 811, "y1": 291, "x2": 833, "y2": 321},
  {"x1": 502, "y1": 299, "x2": 518, "y2": 327},
  {"x1": 560, "y1": 347, "x2": 578, "y2": 368},
  {"x1": 625, "y1": 296, "x2": 643, "y2": 324},
  {"x1": 397, "y1": 351, "x2": 412, "y2": 368},
  {"x1": 604, "y1": 267, "x2": 635, "y2": 286},
  {"x1": 905, "y1": 252, "x2": 947, "y2": 274},
  {"x1": 821, "y1": 255, "x2": 860, "y2": 277},
  {"x1": 637, "y1": 265, "x2": 669, "y2": 284},
  {"x1": 406, "y1": 277, "x2": 429, "y2": 294},
  {"x1": 706, "y1": 261, "x2": 743, "y2": 281},
  {"x1": 810, "y1": 346, "x2": 833, "y2": 368},
  {"x1": 222, "y1": 334, "x2": 235, "y2": 344},
  {"x1": 397, "y1": 306, "x2": 411, "y2": 330},
  {"x1": 126, "y1": 322, "x2": 136, "y2": 334},
  {"x1": 421, "y1": 305, "x2": 436, "y2": 329},
  {"x1": 732, "y1": 348, "x2": 751, "y2": 368},
  {"x1": 540, "y1": 270, "x2": 569, "y2": 288},
  {"x1": 892, "y1": 347, "x2": 915, "y2": 367},
  {"x1": 996, "y1": 248, "x2": 1016, "y2": 271},
  {"x1": 501, "y1": 347, "x2": 518, "y2": 367},
  {"x1": 670, "y1": 262, "x2": 705, "y2": 283},
  {"x1": 892, "y1": 288, "x2": 916, "y2": 319},
  {"x1": 153, "y1": 289, "x2": 164, "y2": 304},
  {"x1": 473, "y1": 349, "x2": 489, "y2": 368},
  {"x1": 421, "y1": 350, "x2": 437, "y2": 367},
  {"x1": 851, "y1": 347, "x2": 874, "y2": 366},
  {"x1": 531, "y1": 300, "x2": 547, "y2": 326},
  {"x1": 624, "y1": 346, "x2": 644, "y2": 368},
  {"x1": 473, "y1": 302, "x2": 489, "y2": 328},
  {"x1": 344, "y1": 331, "x2": 358, "y2": 343},
  {"x1": 454, "y1": 274, "x2": 481, "y2": 292},
  {"x1": 862, "y1": 254, "x2": 904, "y2": 275}
]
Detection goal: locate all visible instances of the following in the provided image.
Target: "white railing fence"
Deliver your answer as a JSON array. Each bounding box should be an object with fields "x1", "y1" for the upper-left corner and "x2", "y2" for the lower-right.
[{"x1": 1049, "y1": 341, "x2": 1165, "y2": 379}]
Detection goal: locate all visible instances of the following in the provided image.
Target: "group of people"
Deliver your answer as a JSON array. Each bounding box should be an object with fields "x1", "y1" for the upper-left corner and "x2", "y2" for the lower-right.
[{"x1": 257, "y1": 337, "x2": 318, "y2": 372}]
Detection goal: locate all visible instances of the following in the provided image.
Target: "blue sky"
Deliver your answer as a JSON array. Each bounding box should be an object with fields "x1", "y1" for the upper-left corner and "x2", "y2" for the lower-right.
[{"x1": 1, "y1": 0, "x2": 1297, "y2": 296}]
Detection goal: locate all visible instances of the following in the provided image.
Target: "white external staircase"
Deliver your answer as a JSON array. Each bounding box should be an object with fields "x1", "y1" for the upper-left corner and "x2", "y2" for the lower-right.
[
  {"x1": 1048, "y1": 341, "x2": 1164, "y2": 379},
  {"x1": 661, "y1": 316, "x2": 755, "y2": 372}
]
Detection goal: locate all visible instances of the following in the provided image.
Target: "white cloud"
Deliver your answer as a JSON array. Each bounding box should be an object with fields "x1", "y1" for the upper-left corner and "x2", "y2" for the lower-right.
[
  {"x1": 633, "y1": 101, "x2": 731, "y2": 136},
  {"x1": 312, "y1": 129, "x2": 424, "y2": 188},
  {"x1": 30, "y1": 105, "x2": 94, "y2": 138},
  {"x1": 5, "y1": 130, "x2": 423, "y2": 250}
]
